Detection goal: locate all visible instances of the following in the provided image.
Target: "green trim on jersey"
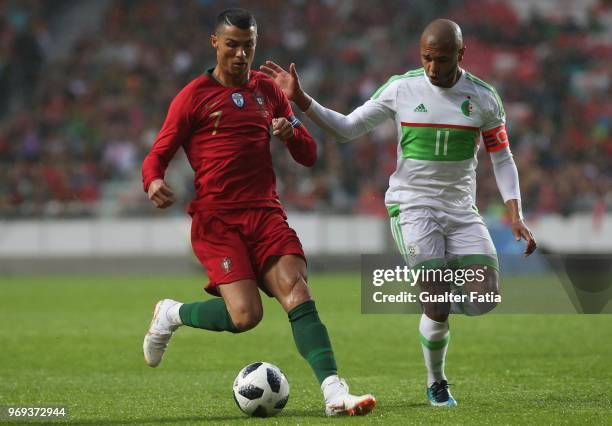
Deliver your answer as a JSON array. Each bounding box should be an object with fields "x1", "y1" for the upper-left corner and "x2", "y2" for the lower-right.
[
  {"x1": 371, "y1": 68, "x2": 424, "y2": 100},
  {"x1": 400, "y1": 124, "x2": 479, "y2": 161},
  {"x1": 465, "y1": 72, "x2": 505, "y2": 118}
]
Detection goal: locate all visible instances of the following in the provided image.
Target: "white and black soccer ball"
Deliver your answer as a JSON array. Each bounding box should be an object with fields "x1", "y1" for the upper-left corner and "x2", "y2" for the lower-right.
[{"x1": 233, "y1": 362, "x2": 290, "y2": 417}]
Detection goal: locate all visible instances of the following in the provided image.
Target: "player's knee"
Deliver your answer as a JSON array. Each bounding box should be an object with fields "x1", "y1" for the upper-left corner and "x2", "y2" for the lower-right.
[
  {"x1": 231, "y1": 310, "x2": 263, "y2": 332},
  {"x1": 229, "y1": 304, "x2": 263, "y2": 332},
  {"x1": 461, "y1": 266, "x2": 500, "y2": 316}
]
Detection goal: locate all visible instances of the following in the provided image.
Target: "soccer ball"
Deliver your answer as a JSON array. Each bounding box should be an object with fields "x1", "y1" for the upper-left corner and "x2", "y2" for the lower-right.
[{"x1": 232, "y1": 362, "x2": 290, "y2": 417}]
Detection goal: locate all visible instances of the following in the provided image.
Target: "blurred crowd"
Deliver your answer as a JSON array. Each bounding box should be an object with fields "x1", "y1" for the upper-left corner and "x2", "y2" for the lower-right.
[{"x1": 0, "y1": 0, "x2": 610, "y2": 219}]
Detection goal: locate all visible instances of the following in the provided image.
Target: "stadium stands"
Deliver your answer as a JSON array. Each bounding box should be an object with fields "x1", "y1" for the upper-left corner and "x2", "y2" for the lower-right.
[{"x1": 0, "y1": 0, "x2": 609, "y2": 219}]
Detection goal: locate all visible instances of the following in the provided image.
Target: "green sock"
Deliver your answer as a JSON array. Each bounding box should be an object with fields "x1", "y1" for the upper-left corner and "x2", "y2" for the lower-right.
[
  {"x1": 288, "y1": 300, "x2": 338, "y2": 384},
  {"x1": 179, "y1": 298, "x2": 241, "y2": 333}
]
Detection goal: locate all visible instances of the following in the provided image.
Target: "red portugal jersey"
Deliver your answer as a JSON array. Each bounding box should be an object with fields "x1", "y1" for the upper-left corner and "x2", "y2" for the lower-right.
[{"x1": 142, "y1": 69, "x2": 317, "y2": 213}]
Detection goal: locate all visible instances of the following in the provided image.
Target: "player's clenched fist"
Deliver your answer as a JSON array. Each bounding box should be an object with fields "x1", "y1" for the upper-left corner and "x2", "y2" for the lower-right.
[
  {"x1": 272, "y1": 118, "x2": 294, "y2": 141},
  {"x1": 147, "y1": 179, "x2": 175, "y2": 209}
]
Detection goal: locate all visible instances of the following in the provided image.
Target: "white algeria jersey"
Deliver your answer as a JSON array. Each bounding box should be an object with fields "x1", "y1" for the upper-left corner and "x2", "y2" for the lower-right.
[{"x1": 369, "y1": 67, "x2": 506, "y2": 214}]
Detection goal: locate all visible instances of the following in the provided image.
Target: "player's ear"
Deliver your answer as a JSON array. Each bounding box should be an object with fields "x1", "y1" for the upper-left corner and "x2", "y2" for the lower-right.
[
  {"x1": 211, "y1": 33, "x2": 218, "y2": 49},
  {"x1": 458, "y1": 45, "x2": 465, "y2": 63}
]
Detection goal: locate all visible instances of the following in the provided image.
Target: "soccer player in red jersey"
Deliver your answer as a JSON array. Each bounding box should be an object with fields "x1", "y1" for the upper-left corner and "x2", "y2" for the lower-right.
[{"x1": 141, "y1": 8, "x2": 375, "y2": 417}]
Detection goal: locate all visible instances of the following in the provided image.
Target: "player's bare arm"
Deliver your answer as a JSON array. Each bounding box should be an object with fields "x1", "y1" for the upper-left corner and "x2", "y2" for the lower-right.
[
  {"x1": 505, "y1": 199, "x2": 537, "y2": 256},
  {"x1": 147, "y1": 179, "x2": 175, "y2": 209},
  {"x1": 261, "y1": 61, "x2": 312, "y2": 112}
]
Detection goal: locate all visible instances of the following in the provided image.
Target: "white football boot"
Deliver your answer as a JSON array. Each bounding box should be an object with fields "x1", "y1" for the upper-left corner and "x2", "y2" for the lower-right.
[
  {"x1": 143, "y1": 299, "x2": 182, "y2": 367},
  {"x1": 322, "y1": 375, "x2": 376, "y2": 416}
]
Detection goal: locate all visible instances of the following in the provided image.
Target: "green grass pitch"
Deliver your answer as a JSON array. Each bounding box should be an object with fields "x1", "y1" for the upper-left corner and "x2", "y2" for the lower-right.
[{"x1": 1, "y1": 273, "x2": 610, "y2": 425}]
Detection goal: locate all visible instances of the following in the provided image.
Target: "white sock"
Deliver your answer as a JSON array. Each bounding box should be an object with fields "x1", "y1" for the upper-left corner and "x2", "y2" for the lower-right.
[
  {"x1": 419, "y1": 313, "x2": 449, "y2": 387},
  {"x1": 321, "y1": 375, "x2": 345, "y2": 403},
  {"x1": 166, "y1": 302, "x2": 183, "y2": 326}
]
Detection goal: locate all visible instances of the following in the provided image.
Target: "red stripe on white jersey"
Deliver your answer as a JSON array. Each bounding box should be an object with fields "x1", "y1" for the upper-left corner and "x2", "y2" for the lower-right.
[{"x1": 400, "y1": 122, "x2": 480, "y2": 131}]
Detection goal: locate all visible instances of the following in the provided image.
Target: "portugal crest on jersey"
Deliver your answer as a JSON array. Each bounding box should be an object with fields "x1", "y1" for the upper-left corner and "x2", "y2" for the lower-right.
[
  {"x1": 221, "y1": 257, "x2": 233, "y2": 273},
  {"x1": 231, "y1": 93, "x2": 245, "y2": 108}
]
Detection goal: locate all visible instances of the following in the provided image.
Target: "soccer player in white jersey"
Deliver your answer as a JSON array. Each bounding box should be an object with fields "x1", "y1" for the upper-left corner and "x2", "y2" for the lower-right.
[{"x1": 262, "y1": 19, "x2": 537, "y2": 407}]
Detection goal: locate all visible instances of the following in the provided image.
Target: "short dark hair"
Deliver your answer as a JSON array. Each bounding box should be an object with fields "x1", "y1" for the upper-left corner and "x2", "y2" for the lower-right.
[{"x1": 215, "y1": 8, "x2": 257, "y2": 32}]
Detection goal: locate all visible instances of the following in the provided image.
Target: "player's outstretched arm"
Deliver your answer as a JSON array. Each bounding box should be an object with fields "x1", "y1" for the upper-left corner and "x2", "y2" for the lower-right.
[
  {"x1": 261, "y1": 61, "x2": 391, "y2": 142},
  {"x1": 261, "y1": 61, "x2": 312, "y2": 111}
]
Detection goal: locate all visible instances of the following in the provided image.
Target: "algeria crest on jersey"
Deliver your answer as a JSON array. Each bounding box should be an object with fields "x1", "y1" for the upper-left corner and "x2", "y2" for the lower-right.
[
  {"x1": 461, "y1": 97, "x2": 473, "y2": 117},
  {"x1": 231, "y1": 92, "x2": 245, "y2": 108},
  {"x1": 406, "y1": 242, "x2": 420, "y2": 258}
]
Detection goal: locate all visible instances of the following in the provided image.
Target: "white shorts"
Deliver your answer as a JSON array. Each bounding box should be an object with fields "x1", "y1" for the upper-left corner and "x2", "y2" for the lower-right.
[{"x1": 389, "y1": 206, "x2": 498, "y2": 270}]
